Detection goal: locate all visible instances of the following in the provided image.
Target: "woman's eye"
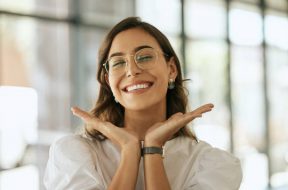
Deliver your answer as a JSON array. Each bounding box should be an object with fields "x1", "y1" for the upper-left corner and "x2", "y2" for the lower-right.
[
  {"x1": 137, "y1": 55, "x2": 153, "y2": 62},
  {"x1": 111, "y1": 60, "x2": 126, "y2": 68}
]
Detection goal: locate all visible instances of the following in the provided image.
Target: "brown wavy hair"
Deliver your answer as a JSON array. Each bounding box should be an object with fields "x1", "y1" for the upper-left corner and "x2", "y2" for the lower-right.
[{"x1": 86, "y1": 17, "x2": 197, "y2": 141}]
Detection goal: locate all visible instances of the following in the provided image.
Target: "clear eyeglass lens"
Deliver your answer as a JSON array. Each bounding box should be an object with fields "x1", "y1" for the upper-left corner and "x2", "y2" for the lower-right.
[
  {"x1": 107, "y1": 48, "x2": 157, "y2": 75},
  {"x1": 135, "y1": 49, "x2": 156, "y2": 68}
]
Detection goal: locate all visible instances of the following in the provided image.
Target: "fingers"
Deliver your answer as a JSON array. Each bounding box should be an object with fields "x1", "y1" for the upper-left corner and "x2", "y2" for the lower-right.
[
  {"x1": 71, "y1": 106, "x2": 101, "y2": 129},
  {"x1": 188, "y1": 103, "x2": 214, "y2": 116},
  {"x1": 170, "y1": 103, "x2": 214, "y2": 127},
  {"x1": 71, "y1": 107, "x2": 92, "y2": 120},
  {"x1": 71, "y1": 106, "x2": 112, "y2": 136}
]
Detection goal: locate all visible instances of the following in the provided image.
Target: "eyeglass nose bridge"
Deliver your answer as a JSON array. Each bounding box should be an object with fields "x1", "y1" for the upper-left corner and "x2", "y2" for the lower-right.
[{"x1": 123, "y1": 54, "x2": 143, "y2": 72}]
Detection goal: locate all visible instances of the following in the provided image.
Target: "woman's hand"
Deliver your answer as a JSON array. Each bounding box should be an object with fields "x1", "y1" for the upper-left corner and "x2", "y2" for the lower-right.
[
  {"x1": 71, "y1": 107, "x2": 140, "y2": 151},
  {"x1": 144, "y1": 103, "x2": 214, "y2": 147},
  {"x1": 71, "y1": 107, "x2": 141, "y2": 190}
]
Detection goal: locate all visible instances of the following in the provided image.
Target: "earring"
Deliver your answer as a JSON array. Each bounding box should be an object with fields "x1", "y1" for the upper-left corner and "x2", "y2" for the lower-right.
[
  {"x1": 114, "y1": 97, "x2": 119, "y2": 103},
  {"x1": 168, "y1": 78, "x2": 175, "y2": 89}
]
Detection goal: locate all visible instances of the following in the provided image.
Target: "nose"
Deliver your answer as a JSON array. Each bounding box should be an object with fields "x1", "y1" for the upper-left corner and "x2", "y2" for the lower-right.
[{"x1": 125, "y1": 56, "x2": 142, "y2": 77}]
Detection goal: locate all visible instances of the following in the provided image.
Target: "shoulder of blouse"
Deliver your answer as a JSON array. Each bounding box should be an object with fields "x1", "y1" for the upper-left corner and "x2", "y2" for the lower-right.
[
  {"x1": 197, "y1": 141, "x2": 242, "y2": 168},
  {"x1": 168, "y1": 138, "x2": 242, "y2": 188},
  {"x1": 49, "y1": 134, "x2": 98, "y2": 162},
  {"x1": 44, "y1": 134, "x2": 107, "y2": 190},
  {"x1": 165, "y1": 137, "x2": 242, "y2": 170}
]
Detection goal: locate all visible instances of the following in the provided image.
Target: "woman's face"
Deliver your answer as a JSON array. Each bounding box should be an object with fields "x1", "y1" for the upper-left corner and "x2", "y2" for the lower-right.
[{"x1": 106, "y1": 28, "x2": 177, "y2": 111}]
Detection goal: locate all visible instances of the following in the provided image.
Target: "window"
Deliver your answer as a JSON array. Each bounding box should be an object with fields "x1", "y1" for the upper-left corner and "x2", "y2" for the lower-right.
[{"x1": 0, "y1": 1, "x2": 134, "y2": 189}]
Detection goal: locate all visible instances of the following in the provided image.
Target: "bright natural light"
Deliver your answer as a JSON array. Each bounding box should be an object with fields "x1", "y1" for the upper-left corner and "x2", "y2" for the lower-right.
[
  {"x1": 0, "y1": 165, "x2": 39, "y2": 190},
  {"x1": 0, "y1": 0, "x2": 34, "y2": 12},
  {"x1": 185, "y1": 1, "x2": 226, "y2": 39},
  {"x1": 265, "y1": 15, "x2": 288, "y2": 50},
  {"x1": 136, "y1": 0, "x2": 181, "y2": 35},
  {"x1": 0, "y1": 86, "x2": 38, "y2": 169},
  {"x1": 229, "y1": 9, "x2": 263, "y2": 46}
]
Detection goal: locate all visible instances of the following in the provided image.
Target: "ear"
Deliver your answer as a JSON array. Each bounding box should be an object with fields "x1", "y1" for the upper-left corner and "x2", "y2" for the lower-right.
[
  {"x1": 105, "y1": 74, "x2": 110, "y2": 86},
  {"x1": 167, "y1": 57, "x2": 178, "y2": 80}
]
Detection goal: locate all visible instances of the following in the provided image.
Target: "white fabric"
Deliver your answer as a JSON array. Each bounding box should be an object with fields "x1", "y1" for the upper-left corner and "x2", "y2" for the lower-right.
[{"x1": 44, "y1": 134, "x2": 242, "y2": 190}]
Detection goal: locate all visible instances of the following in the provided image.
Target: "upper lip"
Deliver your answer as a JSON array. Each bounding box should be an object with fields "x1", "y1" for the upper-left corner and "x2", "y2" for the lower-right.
[{"x1": 122, "y1": 80, "x2": 154, "y2": 91}]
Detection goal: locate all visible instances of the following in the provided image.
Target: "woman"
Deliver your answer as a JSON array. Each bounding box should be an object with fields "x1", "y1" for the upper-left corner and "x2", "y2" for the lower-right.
[{"x1": 44, "y1": 17, "x2": 242, "y2": 190}]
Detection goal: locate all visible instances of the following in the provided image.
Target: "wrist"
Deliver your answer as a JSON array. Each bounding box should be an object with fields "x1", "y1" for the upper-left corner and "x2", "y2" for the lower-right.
[
  {"x1": 144, "y1": 138, "x2": 163, "y2": 147},
  {"x1": 121, "y1": 143, "x2": 142, "y2": 158}
]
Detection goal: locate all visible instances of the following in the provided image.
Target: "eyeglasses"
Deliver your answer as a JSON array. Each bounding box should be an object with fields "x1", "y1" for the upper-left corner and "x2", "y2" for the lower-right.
[{"x1": 103, "y1": 48, "x2": 168, "y2": 76}]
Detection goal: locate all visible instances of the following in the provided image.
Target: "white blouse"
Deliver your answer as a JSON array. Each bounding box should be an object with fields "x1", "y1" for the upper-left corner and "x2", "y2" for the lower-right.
[{"x1": 44, "y1": 134, "x2": 242, "y2": 190}]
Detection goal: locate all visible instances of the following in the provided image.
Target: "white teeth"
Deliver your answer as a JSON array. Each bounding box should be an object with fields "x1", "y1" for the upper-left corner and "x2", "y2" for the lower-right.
[{"x1": 126, "y1": 83, "x2": 150, "y2": 92}]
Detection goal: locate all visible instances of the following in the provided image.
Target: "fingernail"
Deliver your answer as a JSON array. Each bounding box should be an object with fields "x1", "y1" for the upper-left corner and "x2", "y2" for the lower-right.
[{"x1": 71, "y1": 107, "x2": 76, "y2": 114}]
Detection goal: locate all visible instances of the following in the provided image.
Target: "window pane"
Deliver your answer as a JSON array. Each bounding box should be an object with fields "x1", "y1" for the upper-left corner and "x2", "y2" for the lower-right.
[
  {"x1": 78, "y1": 27, "x2": 108, "y2": 108},
  {"x1": 0, "y1": 0, "x2": 35, "y2": 13},
  {"x1": 0, "y1": 87, "x2": 37, "y2": 169},
  {"x1": 80, "y1": 0, "x2": 134, "y2": 26},
  {"x1": 231, "y1": 45, "x2": 268, "y2": 189},
  {"x1": 185, "y1": 0, "x2": 226, "y2": 39},
  {"x1": 136, "y1": 0, "x2": 181, "y2": 35},
  {"x1": 0, "y1": 0, "x2": 68, "y2": 18},
  {"x1": 0, "y1": 15, "x2": 71, "y2": 189},
  {"x1": 167, "y1": 35, "x2": 182, "y2": 67},
  {"x1": 265, "y1": 13, "x2": 288, "y2": 51},
  {"x1": 186, "y1": 41, "x2": 230, "y2": 150},
  {"x1": 0, "y1": 16, "x2": 71, "y2": 132},
  {"x1": 229, "y1": 4, "x2": 263, "y2": 46},
  {"x1": 267, "y1": 47, "x2": 288, "y2": 188},
  {"x1": 0, "y1": 165, "x2": 39, "y2": 190},
  {"x1": 232, "y1": 0, "x2": 259, "y2": 4},
  {"x1": 266, "y1": 0, "x2": 288, "y2": 11}
]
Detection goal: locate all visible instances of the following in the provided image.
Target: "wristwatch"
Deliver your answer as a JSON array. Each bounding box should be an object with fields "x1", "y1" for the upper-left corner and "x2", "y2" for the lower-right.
[{"x1": 141, "y1": 146, "x2": 164, "y2": 157}]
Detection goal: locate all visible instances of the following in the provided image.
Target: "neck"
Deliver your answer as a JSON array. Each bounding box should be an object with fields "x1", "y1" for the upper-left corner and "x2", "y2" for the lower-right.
[{"x1": 124, "y1": 102, "x2": 166, "y2": 140}]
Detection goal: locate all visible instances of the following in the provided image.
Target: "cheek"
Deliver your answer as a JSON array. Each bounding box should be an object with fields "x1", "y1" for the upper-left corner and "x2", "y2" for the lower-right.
[
  {"x1": 108, "y1": 77, "x2": 121, "y2": 97},
  {"x1": 157, "y1": 76, "x2": 169, "y2": 95},
  {"x1": 147, "y1": 71, "x2": 169, "y2": 99},
  {"x1": 156, "y1": 70, "x2": 169, "y2": 89}
]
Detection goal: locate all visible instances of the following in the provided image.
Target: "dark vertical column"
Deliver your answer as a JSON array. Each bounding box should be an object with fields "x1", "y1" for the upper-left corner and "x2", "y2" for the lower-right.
[
  {"x1": 260, "y1": 0, "x2": 271, "y2": 188},
  {"x1": 225, "y1": 0, "x2": 234, "y2": 153},
  {"x1": 132, "y1": 0, "x2": 136, "y2": 16},
  {"x1": 69, "y1": 0, "x2": 85, "y2": 127},
  {"x1": 180, "y1": 0, "x2": 187, "y2": 76}
]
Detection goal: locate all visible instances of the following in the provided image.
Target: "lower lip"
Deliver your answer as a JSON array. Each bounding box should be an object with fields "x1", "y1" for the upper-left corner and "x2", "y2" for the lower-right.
[{"x1": 124, "y1": 84, "x2": 153, "y2": 94}]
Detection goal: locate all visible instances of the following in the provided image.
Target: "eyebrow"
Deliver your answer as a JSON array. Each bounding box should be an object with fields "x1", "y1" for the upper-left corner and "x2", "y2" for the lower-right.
[{"x1": 109, "y1": 45, "x2": 153, "y2": 58}]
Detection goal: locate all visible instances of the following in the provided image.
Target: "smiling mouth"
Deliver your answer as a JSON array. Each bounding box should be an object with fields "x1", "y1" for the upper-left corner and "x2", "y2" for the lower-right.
[{"x1": 123, "y1": 82, "x2": 153, "y2": 92}]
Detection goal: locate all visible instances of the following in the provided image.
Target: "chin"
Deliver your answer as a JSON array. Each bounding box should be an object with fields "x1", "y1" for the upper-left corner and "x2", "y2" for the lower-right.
[
  {"x1": 122, "y1": 101, "x2": 150, "y2": 110},
  {"x1": 121, "y1": 97, "x2": 165, "y2": 112}
]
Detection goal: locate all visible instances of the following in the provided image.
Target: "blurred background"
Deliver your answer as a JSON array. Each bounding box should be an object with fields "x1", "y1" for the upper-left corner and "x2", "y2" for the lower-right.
[{"x1": 0, "y1": 0, "x2": 287, "y2": 189}]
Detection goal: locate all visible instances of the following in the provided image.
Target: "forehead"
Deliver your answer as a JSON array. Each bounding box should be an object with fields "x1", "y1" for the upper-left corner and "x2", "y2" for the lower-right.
[{"x1": 108, "y1": 28, "x2": 162, "y2": 56}]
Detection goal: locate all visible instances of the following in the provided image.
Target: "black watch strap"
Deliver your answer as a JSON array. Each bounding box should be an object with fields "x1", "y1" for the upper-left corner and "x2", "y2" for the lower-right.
[{"x1": 142, "y1": 146, "x2": 163, "y2": 156}]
